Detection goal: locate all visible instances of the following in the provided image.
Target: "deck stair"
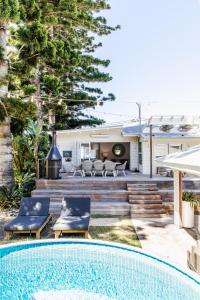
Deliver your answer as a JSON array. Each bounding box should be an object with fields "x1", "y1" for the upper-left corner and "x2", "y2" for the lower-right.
[
  {"x1": 32, "y1": 179, "x2": 130, "y2": 216},
  {"x1": 127, "y1": 183, "x2": 167, "y2": 218}
]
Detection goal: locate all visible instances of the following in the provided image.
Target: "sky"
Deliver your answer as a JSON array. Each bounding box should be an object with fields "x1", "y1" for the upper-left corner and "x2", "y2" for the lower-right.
[{"x1": 86, "y1": 0, "x2": 200, "y2": 124}]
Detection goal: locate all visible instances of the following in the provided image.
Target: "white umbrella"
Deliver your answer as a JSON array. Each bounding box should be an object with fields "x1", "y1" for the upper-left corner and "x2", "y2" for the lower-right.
[{"x1": 156, "y1": 145, "x2": 200, "y2": 176}]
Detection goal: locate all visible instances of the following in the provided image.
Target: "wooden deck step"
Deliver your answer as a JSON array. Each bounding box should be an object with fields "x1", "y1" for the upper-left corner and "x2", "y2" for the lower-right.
[
  {"x1": 128, "y1": 182, "x2": 166, "y2": 218},
  {"x1": 49, "y1": 201, "x2": 130, "y2": 216},
  {"x1": 127, "y1": 183, "x2": 158, "y2": 188},
  {"x1": 127, "y1": 183, "x2": 158, "y2": 185},
  {"x1": 131, "y1": 213, "x2": 168, "y2": 218},
  {"x1": 129, "y1": 195, "x2": 161, "y2": 200},
  {"x1": 131, "y1": 204, "x2": 164, "y2": 209},
  {"x1": 32, "y1": 189, "x2": 128, "y2": 202},
  {"x1": 127, "y1": 190, "x2": 160, "y2": 195},
  {"x1": 129, "y1": 199, "x2": 162, "y2": 204},
  {"x1": 36, "y1": 179, "x2": 127, "y2": 190},
  {"x1": 127, "y1": 188, "x2": 158, "y2": 192}
]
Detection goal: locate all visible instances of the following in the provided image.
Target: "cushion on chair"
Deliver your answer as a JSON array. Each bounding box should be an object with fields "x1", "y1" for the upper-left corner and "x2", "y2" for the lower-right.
[
  {"x1": 18, "y1": 197, "x2": 50, "y2": 216},
  {"x1": 61, "y1": 197, "x2": 91, "y2": 217},
  {"x1": 4, "y1": 216, "x2": 48, "y2": 231},
  {"x1": 53, "y1": 215, "x2": 90, "y2": 231}
]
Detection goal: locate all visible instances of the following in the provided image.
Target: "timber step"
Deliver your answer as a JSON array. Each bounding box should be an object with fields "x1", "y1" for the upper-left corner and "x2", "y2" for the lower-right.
[
  {"x1": 129, "y1": 195, "x2": 161, "y2": 200},
  {"x1": 129, "y1": 199, "x2": 162, "y2": 204},
  {"x1": 127, "y1": 183, "x2": 166, "y2": 218},
  {"x1": 127, "y1": 190, "x2": 160, "y2": 195},
  {"x1": 32, "y1": 189, "x2": 128, "y2": 202},
  {"x1": 131, "y1": 208, "x2": 166, "y2": 214},
  {"x1": 131, "y1": 204, "x2": 164, "y2": 209},
  {"x1": 49, "y1": 201, "x2": 130, "y2": 216},
  {"x1": 131, "y1": 213, "x2": 169, "y2": 218},
  {"x1": 36, "y1": 179, "x2": 128, "y2": 190},
  {"x1": 127, "y1": 184, "x2": 158, "y2": 189},
  {"x1": 36, "y1": 178, "x2": 200, "y2": 190},
  {"x1": 127, "y1": 188, "x2": 158, "y2": 191}
]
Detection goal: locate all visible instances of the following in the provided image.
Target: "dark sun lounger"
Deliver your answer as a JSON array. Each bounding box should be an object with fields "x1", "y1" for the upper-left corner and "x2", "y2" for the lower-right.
[
  {"x1": 53, "y1": 197, "x2": 91, "y2": 238},
  {"x1": 4, "y1": 197, "x2": 51, "y2": 240}
]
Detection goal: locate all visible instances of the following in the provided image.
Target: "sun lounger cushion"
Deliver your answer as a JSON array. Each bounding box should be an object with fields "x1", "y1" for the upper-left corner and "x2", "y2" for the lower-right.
[
  {"x1": 61, "y1": 197, "x2": 90, "y2": 217},
  {"x1": 53, "y1": 215, "x2": 90, "y2": 231},
  {"x1": 18, "y1": 197, "x2": 50, "y2": 216},
  {"x1": 4, "y1": 216, "x2": 48, "y2": 231}
]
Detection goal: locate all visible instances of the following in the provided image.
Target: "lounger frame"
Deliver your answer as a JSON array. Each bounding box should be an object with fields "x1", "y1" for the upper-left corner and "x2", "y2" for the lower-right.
[
  {"x1": 54, "y1": 229, "x2": 90, "y2": 239},
  {"x1": 4, "y1": 214, "x2": 52, "y2": 240}
]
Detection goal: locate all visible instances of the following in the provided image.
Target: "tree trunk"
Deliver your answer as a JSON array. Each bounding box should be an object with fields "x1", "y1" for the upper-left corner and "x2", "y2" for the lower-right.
[
  {"x1": 34, "y1": 64, "x2": 43, "y2": 125},
  {"x1": 0, "y1": 118, "x2": 13, "y2": 186},
  {"x1": 0, "y1": 23, "x2": 13, "y2": 186}
]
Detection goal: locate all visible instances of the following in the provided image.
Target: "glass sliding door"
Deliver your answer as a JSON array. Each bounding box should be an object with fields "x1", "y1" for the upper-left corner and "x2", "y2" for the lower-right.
[
  {"x1": 80, "y1": 143, "x2": 90, "y2": 160},
  {"x1": 80, "y1": 142, "x2": 100, "y2": 160}
]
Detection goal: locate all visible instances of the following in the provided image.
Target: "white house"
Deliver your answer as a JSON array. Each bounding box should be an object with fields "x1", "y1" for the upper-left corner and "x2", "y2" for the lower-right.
[{"x1": 56, "y1": 115, "x2": 200, "y2": 175}]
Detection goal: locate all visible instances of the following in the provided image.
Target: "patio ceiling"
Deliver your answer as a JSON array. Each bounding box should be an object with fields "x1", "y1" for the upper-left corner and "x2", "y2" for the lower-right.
[{"x1": 156, "y1": 145, "x2": 200, "y2": 176}]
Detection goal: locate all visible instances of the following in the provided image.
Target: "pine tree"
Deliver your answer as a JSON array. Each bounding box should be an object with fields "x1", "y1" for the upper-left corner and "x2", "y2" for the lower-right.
[
  {"x1": 0, "y1": 0, "x2": 19, "y2": 186},
  {"x1": 8, "y1": 0, "x2": 119, "y2": 129}
]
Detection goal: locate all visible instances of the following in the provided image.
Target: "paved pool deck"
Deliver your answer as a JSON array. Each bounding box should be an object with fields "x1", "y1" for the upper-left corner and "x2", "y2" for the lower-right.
[
  {"x1": 91, "y1": 216, "x2": 200, "y2": 270},
  {"x1": 132, "y1": 216, "x2": 200, "y2": 270}
]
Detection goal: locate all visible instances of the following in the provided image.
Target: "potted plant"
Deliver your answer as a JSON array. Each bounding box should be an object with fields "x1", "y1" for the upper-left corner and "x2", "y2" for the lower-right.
[{"x1": 182, "y1": 192, "x2": 197, "y2": 228}]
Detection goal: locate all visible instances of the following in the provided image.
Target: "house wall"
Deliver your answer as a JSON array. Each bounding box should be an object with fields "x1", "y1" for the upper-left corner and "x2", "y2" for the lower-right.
[
  {"x1": 56, "y1": 128, "x2": 138, "y2": 171},
  {"x1": 130, "y1": 140, "x2": 139, "y2": 171},
  {"x1": 141, "y1": 138, "x2": 200, "y2": 175}
]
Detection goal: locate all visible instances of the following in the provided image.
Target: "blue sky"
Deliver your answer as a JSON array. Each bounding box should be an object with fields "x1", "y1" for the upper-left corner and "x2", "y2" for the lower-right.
[{"x1": 87, "y1": 0, "x2": 200, "y2": 123}]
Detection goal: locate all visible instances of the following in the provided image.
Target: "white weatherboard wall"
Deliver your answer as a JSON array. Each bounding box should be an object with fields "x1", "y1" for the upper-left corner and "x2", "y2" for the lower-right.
[
  {"x1": 56, "y1": 128, "x2": 138, "y2": 170},
  {"x1": 130, "y1": 141, "x2": 138, "y2": 170},
  {"x1": 142, "y1": 138, "x2": 200, "y2": 175}
]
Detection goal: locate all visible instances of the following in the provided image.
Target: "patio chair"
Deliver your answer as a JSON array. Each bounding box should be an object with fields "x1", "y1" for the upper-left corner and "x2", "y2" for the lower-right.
[
  {"x1": 73, "y1": 164, "x2": 83, "y2": 176},
  {"x1": 53, "y1": 197, "x2": 91, "y2": 238},
  {"x1": 4, "y1": 197, "x2": 51, "y2": 240},
  {"x1": 93, "y1": 160, "x2": 104, "y2": 176},
  {"x1": 104, "y1": 160, "x2": 117, "y2": 177},
  {"x1": 116, "y1": 161, "x2": 127, "y2": 176},
  {"x1": 64, "y1": 161, "x2": 74, "y2": 173},
  {"x1": 82, "y1": 160, "x2": 93, "y2": 176}
]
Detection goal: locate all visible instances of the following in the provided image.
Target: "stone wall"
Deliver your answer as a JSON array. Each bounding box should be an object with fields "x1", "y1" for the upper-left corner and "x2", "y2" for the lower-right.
[{"x1": 0, "y1": 119, "x2": 13, "y2": 186}]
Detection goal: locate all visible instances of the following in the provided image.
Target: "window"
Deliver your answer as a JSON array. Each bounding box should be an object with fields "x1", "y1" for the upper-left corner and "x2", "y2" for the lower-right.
[
  {"x1": 138, "y1": 142, "x2": 143, "y2": 165},
  {"x1": 80, "y1": 143, "x2": 90, "y2": 160},
  {"x1": 155, "y1": 144, "x2": 168, "y2": 158}
]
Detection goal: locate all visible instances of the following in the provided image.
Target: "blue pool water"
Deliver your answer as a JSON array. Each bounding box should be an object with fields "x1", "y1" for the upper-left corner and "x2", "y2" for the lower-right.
[{"x1": 0, "y1": 240, "x2": 199, "y2": 300}]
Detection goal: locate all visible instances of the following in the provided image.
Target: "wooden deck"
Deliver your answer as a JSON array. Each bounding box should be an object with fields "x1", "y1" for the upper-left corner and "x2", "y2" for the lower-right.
[{"x1": 32, "y1": 176, "x2": 200, "y2": 216}]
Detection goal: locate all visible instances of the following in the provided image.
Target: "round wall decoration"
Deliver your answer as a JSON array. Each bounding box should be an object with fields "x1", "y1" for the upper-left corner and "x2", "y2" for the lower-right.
[{"x1": 112, "y1": 144, "x2": 126, "y2": 157}]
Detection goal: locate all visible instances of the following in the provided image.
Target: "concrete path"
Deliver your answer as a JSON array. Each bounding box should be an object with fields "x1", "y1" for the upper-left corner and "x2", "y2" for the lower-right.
[
  {"x1": 132, "y1": 216, "x2": 199, "y2": 269},
  {"x1": 90, "y1": 217, "x2": 131, "y2": 227}
]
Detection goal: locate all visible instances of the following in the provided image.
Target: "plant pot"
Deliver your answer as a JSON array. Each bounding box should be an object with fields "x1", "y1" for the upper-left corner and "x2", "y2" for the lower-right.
[{"x1": 182, "y1": 201, "x2": 194, "y2": 228}]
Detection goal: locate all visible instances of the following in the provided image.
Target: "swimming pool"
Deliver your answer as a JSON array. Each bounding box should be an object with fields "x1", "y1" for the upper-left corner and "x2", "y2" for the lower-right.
[{"x1": 0, "y1": 239, "x2": 199, "y2": 300}]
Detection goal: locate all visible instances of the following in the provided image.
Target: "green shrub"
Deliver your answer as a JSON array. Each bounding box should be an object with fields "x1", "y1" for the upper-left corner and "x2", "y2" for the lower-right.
[
  {"x1": 0, "y1": 184, "x2": 22, "y2": 209},
  {"x1": 0, "y1": 173, "x2": 35, "y2": 209},
  {"x1": 182, "y1": 191, "x2": 199, "y2": 208}
]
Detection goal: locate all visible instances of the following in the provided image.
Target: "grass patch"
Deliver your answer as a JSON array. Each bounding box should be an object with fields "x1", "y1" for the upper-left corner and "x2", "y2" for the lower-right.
[
  {"x1": 0, "y1": 215, "x2": 141, "y2": 248},
  {"x1": 90, "y1": 226, "x2": 141, "y2": 248},
  {"x1": 0, "y1": 226, "x2": 141, "y2": 248}
]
